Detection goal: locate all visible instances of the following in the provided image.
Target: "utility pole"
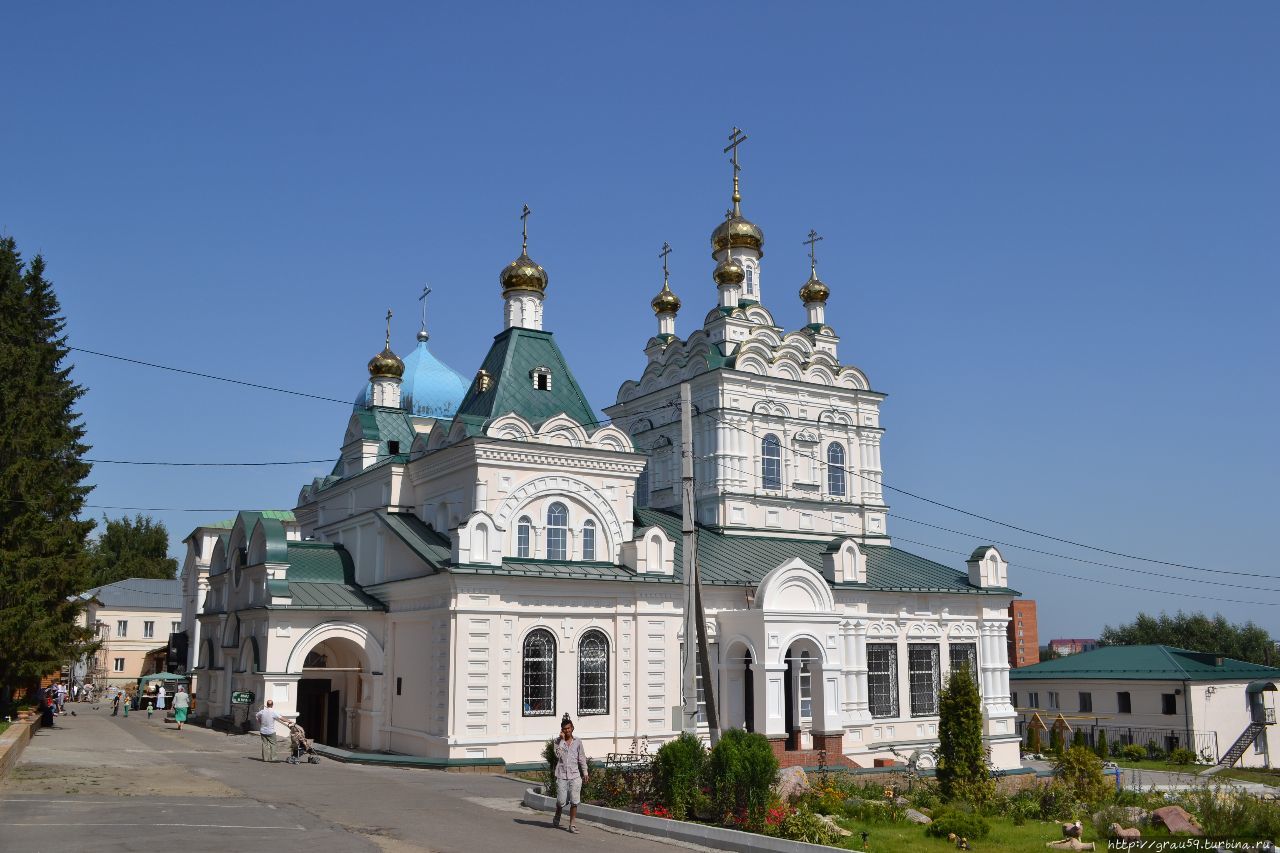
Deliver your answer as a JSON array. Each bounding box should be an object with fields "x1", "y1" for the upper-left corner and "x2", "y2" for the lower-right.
[{"x1": 679, "y1": 382, "x2": 720, "y2": 744}]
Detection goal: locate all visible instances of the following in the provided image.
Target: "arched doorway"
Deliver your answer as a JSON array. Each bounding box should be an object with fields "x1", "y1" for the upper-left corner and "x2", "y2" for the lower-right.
[
  {"x1": 287, "y1": 626, "x2": 381, "y2": 749},
  {"x1": 783, "y1": 637, "x2": 826, "y2": 751},
  {"x1": 721, "y1": 641, "x2": 756, "y2": 733}
]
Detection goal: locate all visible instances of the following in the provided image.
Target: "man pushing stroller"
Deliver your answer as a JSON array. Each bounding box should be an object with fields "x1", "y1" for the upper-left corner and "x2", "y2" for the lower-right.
[{"x1": 283, "y1": 719, "x2": 319, "y2": 764}]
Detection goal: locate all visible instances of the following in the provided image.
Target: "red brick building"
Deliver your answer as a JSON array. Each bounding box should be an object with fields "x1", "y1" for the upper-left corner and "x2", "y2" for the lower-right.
[{"x1": 1008, "y1": 600, "x2": 1039, "y2": 668}]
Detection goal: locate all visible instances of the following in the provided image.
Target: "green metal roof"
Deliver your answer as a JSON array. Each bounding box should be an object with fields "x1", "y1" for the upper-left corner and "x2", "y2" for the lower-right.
[
  {"x1": 455, "y1": 327, "x2": 596, "y2": 427},
  {"x1": 634, "y1": 508, "x2": 1017, "y2": 594},
  {"x1": 269, "y1": 580, "x2": 384, "y2": 611},
  {"x1": 1009, "y1": 645, "x2": 1280, "y2": 682},
  {"x1": 377, "y1": 511, "x2": 451, "y2": 570},
  {"x1": 453, "y1": 560, "x2": 658, "y2": 581},
  {"x1": 256, "y1": 542, "x2": 385, "y2": 611},
  {"x1": 284, "y1": 542, "x2": 356, "y2": 583}
]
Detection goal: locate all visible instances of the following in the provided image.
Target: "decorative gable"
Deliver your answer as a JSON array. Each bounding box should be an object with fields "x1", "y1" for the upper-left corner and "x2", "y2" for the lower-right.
[{"x1": 966, "y1": 545, "x2": 1008, "y2": 588}]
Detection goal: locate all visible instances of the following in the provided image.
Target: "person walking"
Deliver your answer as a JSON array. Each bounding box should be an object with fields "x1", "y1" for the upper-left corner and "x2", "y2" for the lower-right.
[
  {"x1": 255, "y1": 700, "x2": 286, "y2": 762},
  {"x1": 172, "y1": 686, "x2": 190, "y2": 731},
  {"x1": 156, "y1": 684, "x2": 167, "y2": 711},
  {"x1": 111, "y1": 691, "x2": 121, "y2": 717},
  {"x1": 551, "y1": 714, "x2": 589, "y2": 834}
]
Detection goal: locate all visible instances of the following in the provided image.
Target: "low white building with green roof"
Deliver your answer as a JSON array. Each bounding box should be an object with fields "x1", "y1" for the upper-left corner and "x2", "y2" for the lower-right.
[
  {"x1": 189, "y1": 154, "x2": 1027, "y2": 770},
  {"x1": 1010, "y1": 644, "x2": 1278, "y2": 768}
]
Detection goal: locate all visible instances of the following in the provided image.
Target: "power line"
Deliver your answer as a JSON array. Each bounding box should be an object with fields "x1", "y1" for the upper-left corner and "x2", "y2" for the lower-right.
[{"x1": 86, "y1": 458, "x2": 339, "y2": 467}]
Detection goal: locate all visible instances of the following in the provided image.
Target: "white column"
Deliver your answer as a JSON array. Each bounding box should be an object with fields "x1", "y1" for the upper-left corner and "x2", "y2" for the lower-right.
[
  {"x1": 840, "y1": 620, "x2": 857, "y2": 725},
  {"x1": 764, "y1": 663, "x2": 788, "y2": 737},
  {"x1": 851, "y1": 622, "x2": 871, "y2": 724}
]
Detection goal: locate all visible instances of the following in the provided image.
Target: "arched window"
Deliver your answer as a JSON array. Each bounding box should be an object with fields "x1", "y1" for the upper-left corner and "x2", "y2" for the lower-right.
[
  {"x1": 744, "y1": 265, "x2": 755, "y2": 296},
  {"x1": 827, "y1": 442, "x2": 846, "y2": 496},
  {"x1": 578, "y1": 630, "x2": 609, "y2": 715},
  {"x1": 522, "y1": 629, "x2": 556, "y2": 716},
  {"x1": 516, "y1": 516, "x2": 532, "y2": 559},
  {"x1": 546, "y1": 502, "x2": 568, "y2": 560},
  {"x1": 581, "y1": 519, "x2": 596, "y2": 561},
  {"x1": 761, "y1": 434, "x2": 782, "y2": 490}
]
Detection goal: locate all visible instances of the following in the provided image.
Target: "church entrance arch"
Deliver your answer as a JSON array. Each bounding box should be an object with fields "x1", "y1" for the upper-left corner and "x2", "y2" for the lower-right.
[
  {"x1": 721, "y1": 639, "x2": 757, "y2": 733},
  {"x1": 782, "y1": 636, "x2": 827, "y2": 751},
  {"x1": 287, "y1": 623, "x2": 382, "y2": 749}
]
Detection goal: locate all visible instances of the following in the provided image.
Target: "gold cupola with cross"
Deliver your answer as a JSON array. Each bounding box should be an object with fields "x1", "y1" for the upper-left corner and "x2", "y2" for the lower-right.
[
  {"x1": 501, "y1": 204, "x2": 548, "y2": 330},
  {"x1": 799, "y1": 228, "x2": 831, "y2": 326},
  {"x1": 651, "y1": 242, "x2": 681, "y2": 340},
  {"x1": 368, "y1": 309, "x2": 405, "y2": 408},
  {"x1": 710, "y1": 127, "x2": 765, "y2": 306}
]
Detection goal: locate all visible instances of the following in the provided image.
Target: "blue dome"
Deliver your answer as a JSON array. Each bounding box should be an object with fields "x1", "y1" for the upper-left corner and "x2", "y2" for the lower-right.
[{"x1": 355, "y1": 332, "x2": 469, "y2": 418}]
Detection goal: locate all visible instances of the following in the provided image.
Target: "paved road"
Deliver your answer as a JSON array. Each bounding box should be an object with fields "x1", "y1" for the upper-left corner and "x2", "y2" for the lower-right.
[{"x1": 0, "y1": 707, "x2": 704, "y2": 853}]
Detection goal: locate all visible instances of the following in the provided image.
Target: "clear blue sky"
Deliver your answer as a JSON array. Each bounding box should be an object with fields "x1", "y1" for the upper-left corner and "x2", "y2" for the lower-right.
[{"x1": 4, "y1": 4, "x2": 1277, "y2": 641}]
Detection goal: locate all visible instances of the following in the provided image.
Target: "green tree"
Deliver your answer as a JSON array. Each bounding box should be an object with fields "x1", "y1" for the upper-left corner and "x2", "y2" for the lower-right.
[
  {"x1": 936, "y1": 664, "x2": 993, "y2": 804},
  {"x1": 1099, "y1": 611, "x2": 1274, "y2": 665},
  {"x1": 1095, "y1": 728, "x2": 1109, "y2": 759},
  {"x1": 1027, "y1": 725, "x2": 1042, "y2": 753},
  {"x1": 1053, "y1": 746, "x2": 1111, "y2": 807},
  {"x1": 1072, "y1": 729, "x2": 1087, "y2": 750},
  {"x1": 0, "y1": 236, "x2": 97, "y2": 706},
  {"x1": 1049, "y1": 725, "x2": 1064, "y2": 755},
  {"x1": 87, "y1": 513, "x2": 178, "y2": 586}
]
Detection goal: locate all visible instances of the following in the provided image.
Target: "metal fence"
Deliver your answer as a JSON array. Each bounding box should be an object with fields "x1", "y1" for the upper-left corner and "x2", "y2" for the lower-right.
[{"x1": 1018, "y1": 721, "x2": 1218, "y2": 763}]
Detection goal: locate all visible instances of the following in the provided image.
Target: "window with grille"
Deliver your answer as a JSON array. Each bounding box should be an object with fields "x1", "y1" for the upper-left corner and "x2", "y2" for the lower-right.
[
  {"x1": 522, "y1": 629, "x2": 555, "y2": 716},
  {"x1": 578, "y1": 630, "x2": 608, "y2": 715},
  {"x1": 761, "y1": 434, "x2": 782, "y2": 490},
  {"x1": 909, "y1": 644, "x2": 941, "y2": 716},
  {"x1": 546, "y1": 503, "x2": 568, "y2": 560},
  {"x1": 867, "y1": 643, "x2": 898, "y2": 718},
  {"x1": 581, "y1": 520, "x2": 596, "y2": 561},
  {"x1": 516, "y1": 516, "x2": 532, "y2": 558},
  {"x1": 798, "y1": 651, "x2": 813, "y2": 719},
  {"x1": 827, "y1": 443, "x2": 846, "y2": 495},
  {"x1": 948, "y1": 642, "x2": 978, "y2": 685}
]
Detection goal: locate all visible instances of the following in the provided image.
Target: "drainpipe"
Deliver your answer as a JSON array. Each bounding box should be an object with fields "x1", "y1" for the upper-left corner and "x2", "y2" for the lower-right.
[{"x1": 1182, "y1": 679, "x2": 1192, "y2": 755}]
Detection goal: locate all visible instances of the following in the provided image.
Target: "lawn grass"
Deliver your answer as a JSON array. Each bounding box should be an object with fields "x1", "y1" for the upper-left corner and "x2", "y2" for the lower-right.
[
  {"x1": 0, "y1": 720, "x2": 8, "y2": 735},
  {"x1": 1216, "y1": 767, "x2": 1280, "y2": 786},
  {"x1": 830, "y1": 815, "x2": 1176, "y2": 852},
  {"x1": 1110, "y1": 757, "x2": 1202, "y2": 774}
]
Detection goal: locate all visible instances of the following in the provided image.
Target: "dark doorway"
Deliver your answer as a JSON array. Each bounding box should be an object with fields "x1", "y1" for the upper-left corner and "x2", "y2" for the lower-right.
[
  {"x1": 784, "y1": 655, "x2": 798, "y2": 750},
  {"x1": 744, "y1": 657, "x2": 755, "y2": 733},
  {"x1": 326, "y1": 688, "x2": 340, "y2": 746},
  {"x1": 297, "y1": 678, "x2": 331, "y2": 745}
]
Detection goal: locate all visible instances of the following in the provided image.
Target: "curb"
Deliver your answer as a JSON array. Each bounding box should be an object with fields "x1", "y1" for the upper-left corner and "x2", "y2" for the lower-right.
[
  {"x1": 521, "y1": 786, "x2": 843, "y2": 853},
  {"x1": 0, "y1": 718, "x2": 40, "y2": 779}
]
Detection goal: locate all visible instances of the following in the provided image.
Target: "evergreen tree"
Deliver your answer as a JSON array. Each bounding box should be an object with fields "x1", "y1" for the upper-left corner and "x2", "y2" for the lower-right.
[
  {"x1": 1072, "y1": 729, "x2": 1088, "y2": 750},
  {"x1": 88, "y1": 513, "x2": 178, "y2": 586},
  {"x1": 1049, "y1": 725, "x2": 1064, "y2": 755},
  {"x1": 1027, "y1": 724, "x2": 1042, "y2": 753},
  {"x1": 936, "y1": 664, "x2": 991, "y2": 803},
  {"x1": 1095, "y1": 728, "x2": 1109, "y2": 759},
  {"x1": 0, "y1": 236, "x2": 97, "y2": 706},
  {"x1": 1100, "y1": 611, "x2": 1273, "y2": 665}
]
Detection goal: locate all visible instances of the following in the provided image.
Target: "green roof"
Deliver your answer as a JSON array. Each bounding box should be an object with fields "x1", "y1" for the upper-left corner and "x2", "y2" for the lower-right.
[
  {"x1": 271, "y1": 580, "x2": 383, "y2": 611},
  {"x1": 1009, "y1": 645, "x2": 1280, "y2": 682},
  {"x1": 453, "y1": 559, "x2": 654, "y2": 581},
  {"x1": 259, "y1": 542, "x2": 385, "y2": 611},
  {"x1": 455, "y1": 327, "x2": 596, "y2": 427},
  {"x1": 377, "y1": 511, "x2": 451, "y2": 570},
  {"x1": 283, "y1": 542, "x2": 356, "y2": 583},
  {"x1": 634, "y1": 508, "x2": 1017, "y2": 593}
]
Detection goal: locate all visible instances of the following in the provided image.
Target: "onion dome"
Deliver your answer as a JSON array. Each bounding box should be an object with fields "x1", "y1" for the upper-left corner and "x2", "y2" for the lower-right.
[
  {"x1": 368, "y1": 345, "x2": 404, "y2": 380},
  {"x1": 799, "y1": 270, "x2": 830, "y2": 304},
  {"x1": 500, "y1": 253, "x2": 548, "y2": 294},
  {"x1": 713, "y1": 256, "x2": 746, "y2": 287},
  {"x1": 711, "y1": 216, "x2": 765, "y2": 257},
  {"x1": 651, "y1": 280, "x2": 681, "y2": 315}
]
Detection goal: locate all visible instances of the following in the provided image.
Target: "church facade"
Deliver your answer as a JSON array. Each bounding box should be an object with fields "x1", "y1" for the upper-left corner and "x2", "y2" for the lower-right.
[{"x1": 189, "y1": 150, "x2": 1022, "y2": 770}]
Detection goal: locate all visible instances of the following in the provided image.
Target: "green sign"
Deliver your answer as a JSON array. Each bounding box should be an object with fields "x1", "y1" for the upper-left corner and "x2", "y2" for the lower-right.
[{"x1": 231, "y1": 691, "x2": 254, "y2": 705}]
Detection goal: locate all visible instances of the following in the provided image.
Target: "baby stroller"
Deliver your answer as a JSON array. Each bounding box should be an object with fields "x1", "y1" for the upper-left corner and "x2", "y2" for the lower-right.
[{"x1": 284, "y1": 720, "x2": 320, "y2": 764}]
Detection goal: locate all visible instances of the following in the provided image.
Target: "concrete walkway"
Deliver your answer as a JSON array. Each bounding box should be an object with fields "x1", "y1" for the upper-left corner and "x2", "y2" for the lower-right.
[{"x1": 0, "y1": 706, "x2": 711, "y2": 853}]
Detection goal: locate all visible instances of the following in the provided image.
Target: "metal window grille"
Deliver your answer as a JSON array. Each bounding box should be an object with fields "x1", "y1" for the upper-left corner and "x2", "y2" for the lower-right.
[
  {"x1": 582, "y1": 521, "x2": 596, "y2": 561},
  {"x1": 761, "y1": 435, "x2": 782, "y2": 490},
  {"x1": 516, "y1": 517, "x2": 531, "y2": 558},
  {"x1": 578, "y1": 630, "x2": 608, "y2": 715},
  {"x1": 522, "y1": 629, "x2": 556, "y2": 716},
  {"x1": 827, "y1": 443, "x2": 846, "y2": 496},
  {"x1": 948, "y1": 642, "x2": 978, "y2": 685},
  {"x1": 909, "y1": 644, "x2": 940, "y2": 717},
  {"x1": 546, "y1": 503, "x2": 568, "y2": 561},
  {"x1": 867, "y1": 643, "x2": 898, "y2": 718},
  {"x1": 798, "y1": 651, "x2": 813, "y2": 719}
]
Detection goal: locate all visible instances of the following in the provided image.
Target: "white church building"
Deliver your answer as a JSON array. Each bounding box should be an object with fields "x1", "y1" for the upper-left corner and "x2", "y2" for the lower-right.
[{"x1": 188, "y1": 151, "x2": 1023, "y2": 770}]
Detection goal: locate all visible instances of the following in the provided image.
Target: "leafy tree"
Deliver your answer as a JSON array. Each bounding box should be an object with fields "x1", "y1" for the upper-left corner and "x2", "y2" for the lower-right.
[
  {"x1": 1099, "y1": 611, "x2": 1274, "y2": 665},
  {"x1": 1053, "y1": 746, "x2": 1110, "y2": 807},
  {"x1": 936, "y1": 664, "x2": 993, "y2": 804},
  {"x1": 0, "y1": 236, "x2": 97, "y2": 706},
  {"x1": 1039, "y1": 645, "x2": 1061, "y2": 662},
  {"x1": 87, "y1": 513, "x2": 178, "y2": 586}
]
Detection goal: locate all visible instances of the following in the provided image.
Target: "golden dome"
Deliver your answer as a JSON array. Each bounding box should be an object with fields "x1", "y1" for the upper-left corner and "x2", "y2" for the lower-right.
[
  {"x1": 651, "y1": 280, "x2": 681, "y2": 315},
  {"x1": 500, "y1": 253, "x2": 548, "y2": 294},
  {"x1": 711, "y1": 215, "x2": 765, "y2": 257},
  {"x1": 368, "y1": 345, "x2": 404, "y2": 379},
  {"x1": 799, "y1": 272, "x2": 830, "y2": 304},
  {"x1": 713, "y1": 257, "x2": 746, "y2": 287}
]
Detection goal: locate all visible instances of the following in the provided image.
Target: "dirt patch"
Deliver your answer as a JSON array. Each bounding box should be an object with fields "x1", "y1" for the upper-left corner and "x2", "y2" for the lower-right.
[{"x1": 0, "y1": 760, "x2": 238, "y2": 798}]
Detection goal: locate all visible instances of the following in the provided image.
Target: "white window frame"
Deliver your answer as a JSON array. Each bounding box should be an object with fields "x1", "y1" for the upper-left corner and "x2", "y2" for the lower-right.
[
  {"x1": 116, "y1": 620, "x2": 128, "y2": 638},
  {"x1": 143, "y1": 621, "x2": 154, "y2": 639},
  {"x1": 113, "y1": 657, "x2": 125, "y2": 672}
]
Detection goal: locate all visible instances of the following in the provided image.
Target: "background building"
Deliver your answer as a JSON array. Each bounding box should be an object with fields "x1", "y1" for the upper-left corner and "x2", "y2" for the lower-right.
[
  {"x1": 1049, "y1": 638, "x2": 1099, "y2": 657},
  {"x1": 1008, "y1": 600, "x2": 1039, "y2": 668},
  {"x1": 74, "y1": 578, "x2": 182, "y2": 688}
]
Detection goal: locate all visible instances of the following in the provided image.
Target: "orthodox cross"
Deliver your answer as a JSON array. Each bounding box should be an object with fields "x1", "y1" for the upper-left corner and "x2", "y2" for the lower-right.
[
  {"x1": 418, "y1": 285, "x2": 432, "y2": 337},
  {"x1": 659, "y1": 242, "x2": 672, "y2": 283},
  {"x1": 723, "y1": 127, "x2": 747, "y2": 213},
  {"x1": 804, "y1": 229, "x2": 824, "y2": 273},
  {"x1": 384, "y1": 309, "x2": 393, "y2": 347},
  {"x1": 520, "y1": 204, "x2": 531, "y2": 253}
]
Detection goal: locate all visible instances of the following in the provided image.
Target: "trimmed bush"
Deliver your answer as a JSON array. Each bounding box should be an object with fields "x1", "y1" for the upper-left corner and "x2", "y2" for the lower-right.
[
  {"x1": 653, "y1": 732, "x2": 706, "y2": 820},
  {"x1": 707, "y1": 728, "x2": 779, "y2": 824},
  {"x1": 1167, "y1": 747, "x2": 1197, "y2": 765},
  {"x1": 542, "y1": 739, "x2": 559, "y2": 798},
  {"x1": 1120, "y1": 744, "x2": 1146, "y2": 762},
  {"x1": 925, "y1": 805, "x2": 991, "y2": 840}
]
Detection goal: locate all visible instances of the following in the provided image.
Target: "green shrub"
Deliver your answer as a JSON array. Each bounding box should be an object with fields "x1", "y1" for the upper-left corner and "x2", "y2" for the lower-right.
[
  {"x1": 1176, "y1": 786, "x2": 1280, "y2": 837},
  {"x1": 773, "y1": 805, "x2": 840, "y2": 845},
  {"x1": 924, "y1": 805, "x2": 991, "y2": 840},
  {"x1": 1049, "y1": 726, "x2": 1064, "y2": 755},
  {"x1": 1120, "y1": 744, "x2": 1146, "y2": 762},
  {"x1": 936, "y1": 664, "x2": 991, "y2": 805},
  {"x1": 653, "y1": 732, "x2": 706, "y2": 820},
  {"x1": 1145, "y1": 740, "x2": 1165, "y2": 761},
  {"x1": 542, "y1": 739, "x2": 558, "y2": 798},
  {"x1": 840, "y1": 797, "x2": 903, "y2": 825},
  {"x1": 1072, "y1": 729, "x2": 1088, "y2": 750},
  {"x1": 706, "y1": 728, "x2": 778, "y2": 823},
  {"x1": 1167, "y1": 747, "x2": 1197, "y2": 765},
  {"x1": 1054, "y1": 746, "x2": 1112, "y2": 808},
  {"x1": 1095, "y1": 729, "x2": 1109, "y2": 759}
]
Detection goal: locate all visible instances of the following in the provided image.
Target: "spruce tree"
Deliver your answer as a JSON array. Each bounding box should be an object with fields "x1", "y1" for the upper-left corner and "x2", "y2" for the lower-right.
[
  {"x1": 1095, "y1": 728, "x2": 1109, "y2": 759},
  {"x1": 935, "y1": 664, "x2": 991, "y2": 803},
  {"x1": 0, "y1": 236, "x2": 97, "y2": 706}
]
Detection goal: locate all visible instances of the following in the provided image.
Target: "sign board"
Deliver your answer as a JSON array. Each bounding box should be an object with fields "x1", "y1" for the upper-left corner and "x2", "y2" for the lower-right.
[{"x1": 231, "y1": 691, "x2": 254, "y2": 705}]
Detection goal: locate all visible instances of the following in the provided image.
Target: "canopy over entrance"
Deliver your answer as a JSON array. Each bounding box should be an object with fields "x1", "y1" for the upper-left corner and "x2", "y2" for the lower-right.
[
  {"x1": 1246, "y1": 680, "x2": 1278, "y2": 694},
  {"x1": 139, "y1": 672, "x2": 187, "y2": 683}
]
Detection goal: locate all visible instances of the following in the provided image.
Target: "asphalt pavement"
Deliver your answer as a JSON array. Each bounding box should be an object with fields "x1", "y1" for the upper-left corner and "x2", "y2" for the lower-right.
[{"x1": 0, "y1": 705, "x2": 708, "y2": 853}]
